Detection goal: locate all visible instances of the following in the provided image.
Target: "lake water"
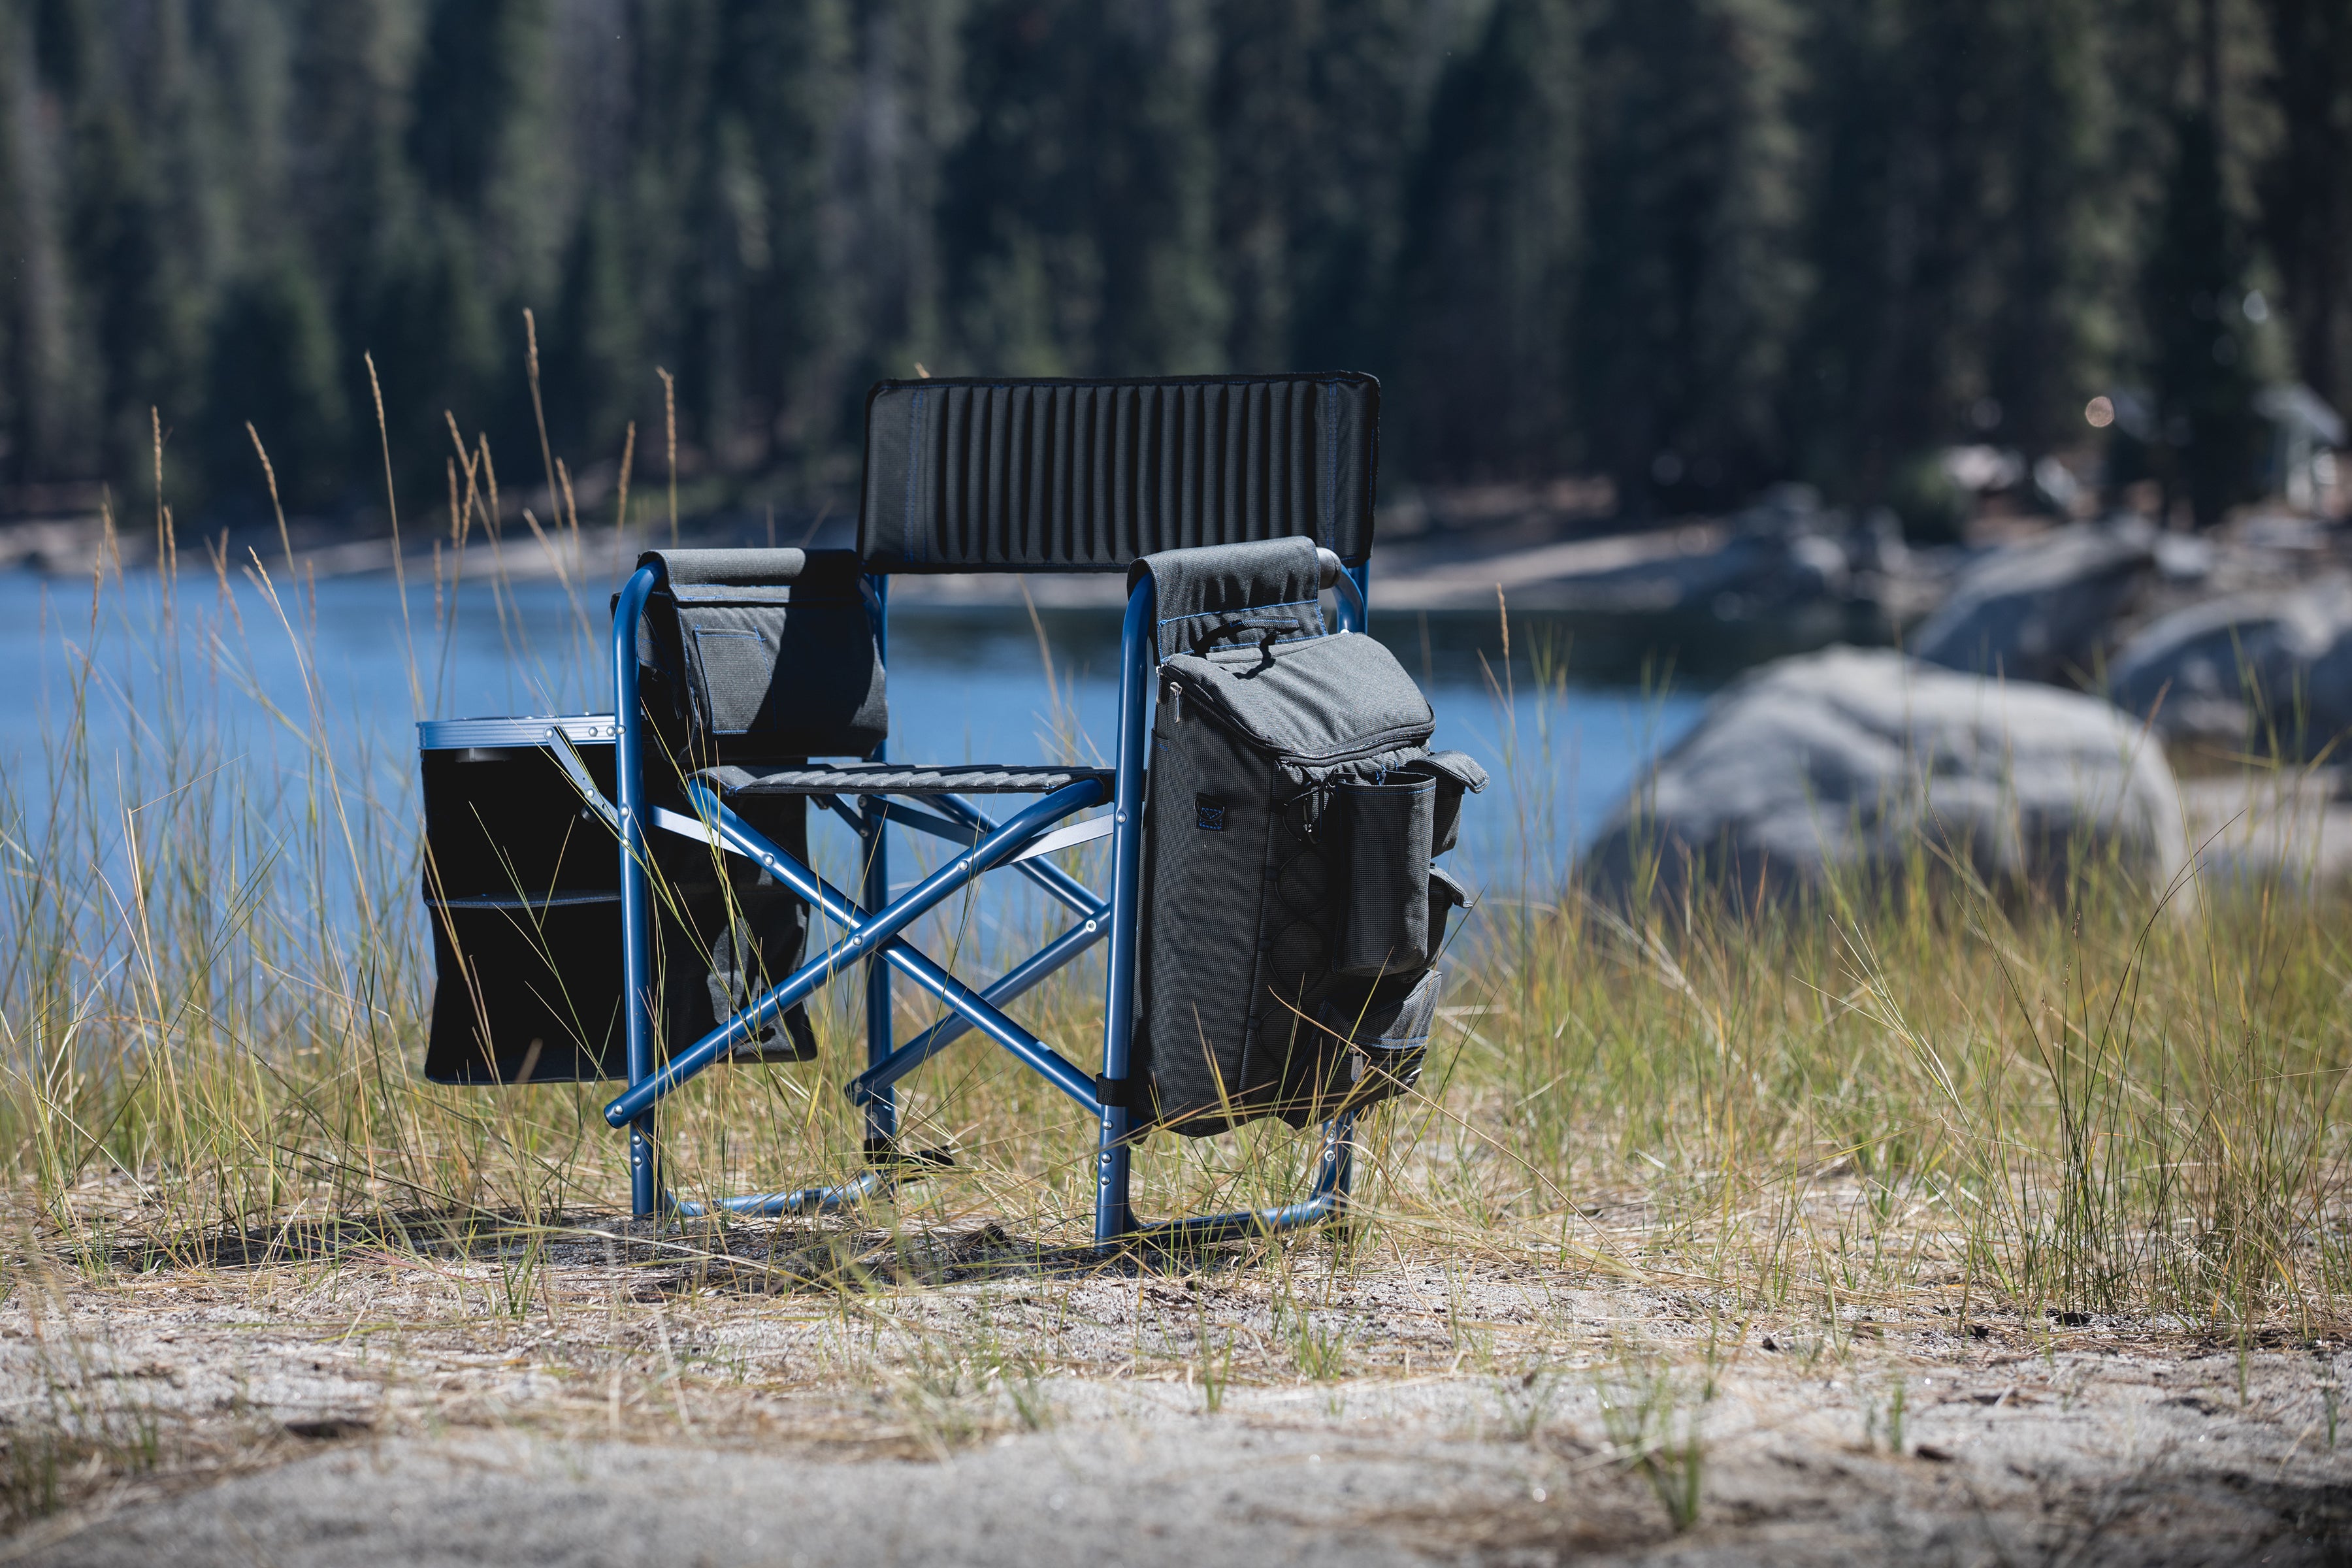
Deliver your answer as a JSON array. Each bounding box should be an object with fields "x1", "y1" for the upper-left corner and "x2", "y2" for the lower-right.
[{"x1": 0, "y1": 568, "x2": 1709, "y2": 893}]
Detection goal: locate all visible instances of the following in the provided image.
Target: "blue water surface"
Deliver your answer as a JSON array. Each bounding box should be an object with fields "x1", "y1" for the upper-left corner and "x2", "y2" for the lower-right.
[{"x1": 0, "y1": 568, "x2": 1705, "y2": 893}]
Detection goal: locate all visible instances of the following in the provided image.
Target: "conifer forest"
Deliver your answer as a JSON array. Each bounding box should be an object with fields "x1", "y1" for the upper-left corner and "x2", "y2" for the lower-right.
[{"x1": 0, "y1": 0, "x2": 2344, "y2": 527}]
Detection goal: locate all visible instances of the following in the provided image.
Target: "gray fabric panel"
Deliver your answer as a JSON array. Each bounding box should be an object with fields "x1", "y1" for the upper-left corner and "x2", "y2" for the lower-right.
[
  {"x1": 664, "y1": 584, "x2": 814, "y2": 606},
  {"x1": 682, "y1": 612, "x2": 782, "y2": 734},
  {"x1": 858, "y1": 375, "x2": 1379, "y2": 572},
  {"x1": 1132, "y1": 536, "x2": 1325, "y2": 660},
  {"x1": 1134, "y1": 708, "x2": 1281, "y2": 1129},
  {"x1": 635, "y1": 548, "x2": 885, "y2": 760}
]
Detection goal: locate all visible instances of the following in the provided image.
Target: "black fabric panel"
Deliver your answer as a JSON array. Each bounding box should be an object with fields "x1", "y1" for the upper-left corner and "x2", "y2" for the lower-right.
[
  {"x1": 1132, "y1": 536, "x2": 1324, "y2": 660},
  {"x1": 424, "y1": 898, "x2": 625, "y2": 1085},
  {"x1": 858, "y1": 374, "x2": 1379, "y2": 572},
  {"x1": 632, "y1": 548, "x2": 885, "y2": 762},
  {"x1": 1412, "y1": 750, "x2": 1490, "y2": 855}
]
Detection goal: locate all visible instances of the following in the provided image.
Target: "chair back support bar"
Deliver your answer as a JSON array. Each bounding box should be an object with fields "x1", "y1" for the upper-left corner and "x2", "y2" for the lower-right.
[{"x1": 858, "y1": 374, "x2": 1379, "y2": 572}]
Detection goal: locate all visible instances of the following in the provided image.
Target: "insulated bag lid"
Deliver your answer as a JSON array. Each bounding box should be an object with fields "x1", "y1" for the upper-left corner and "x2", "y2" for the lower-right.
[{"x1": 1162, "y1": 632, "x2": 1433, "y2": 761}]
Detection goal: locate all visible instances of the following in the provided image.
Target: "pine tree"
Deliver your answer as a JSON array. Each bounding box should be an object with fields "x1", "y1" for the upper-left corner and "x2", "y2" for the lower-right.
[
  {"x1": 70, "y1": 98, "x2": 182, "y2": 494},
  {"x1": 941, "y1": 0, "x2": 1226, "y2": 376},
  {"x1": 402, "y1": 0, "x2": 559, "y2": 478},
  {"x1": 2140, "y1": 0, "x2": 2262, "y2": 527},
  {"x1": 0, "y1": 7, "x2": 24, "y2": 488},
  {"x1": 547, "y1": 194, "x2": 637, "y2": 462},
  {"x1": 1789, "y1": 0, "x2": 2112, "y2": 524},
  {"x1": 1390, "y1": 0, "x2": 1582, "y2": 480},
  {"x1": 2255, "y1": 0, "x2": 2352, "y2": 417},
  {"x1": 830, "y1": 0, "x2": 966, "y2": 419},
  {"x1": 1575, "y1": 0, "x2": 1806, "y2": 510},
  {"x1": 2145, "y1": 113, "x2": 2263, "y2": 525},
  {"x1": 202, "y1": 252, "x2": 350, "y2": 509},
  {"x1": 287, "y1": 0, "x2": 430, "y2": 490},
  {"x1": 1978, "y1": 0, "x2": 2112, "y2": 463},
  {"x1": 706, "y1": 0, "x2": 853, "y2": 468},
  {"x1": 1210, "y1": 0, "x2": 1419, "y2": 373},
  {"x1": 3, "y1": 0, "x2": 94, "y2": 486}
]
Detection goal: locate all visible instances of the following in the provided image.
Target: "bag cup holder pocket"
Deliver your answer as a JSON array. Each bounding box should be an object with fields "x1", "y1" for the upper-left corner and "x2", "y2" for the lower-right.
[
  {"x1": 1326, "y1": 966, "x2": 1446, "y2": 1098},
  {"x1": 1399, "y1": 749, "x2": 1489, "y2": 855},
  {"x1": 1335, "y1": 774, "x2": 1436, "y2": 977}
]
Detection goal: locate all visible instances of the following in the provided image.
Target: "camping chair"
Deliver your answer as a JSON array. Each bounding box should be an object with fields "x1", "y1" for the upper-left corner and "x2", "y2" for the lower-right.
[{"x1": 432, "y1": 374, "x2": 1427, "y2": 1248}]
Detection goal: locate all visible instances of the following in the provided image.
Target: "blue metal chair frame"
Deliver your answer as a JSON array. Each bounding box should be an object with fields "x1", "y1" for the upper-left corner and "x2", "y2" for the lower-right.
[{"x1": 596, "y1": 555, "x2": 1374, "y2": 1249}]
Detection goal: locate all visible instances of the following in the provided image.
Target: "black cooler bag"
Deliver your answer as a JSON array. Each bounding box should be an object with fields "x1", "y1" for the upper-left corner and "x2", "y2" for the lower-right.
[
  {"x1": 1130, "y1": 541, "x2": 1486, "y2": 1134},
  {"x1": 423, "y1": 548, "x2": 888, "y2": 1083},
  {"x1": 417, "y1": 719, "x2": 825, "y2": 1082}
]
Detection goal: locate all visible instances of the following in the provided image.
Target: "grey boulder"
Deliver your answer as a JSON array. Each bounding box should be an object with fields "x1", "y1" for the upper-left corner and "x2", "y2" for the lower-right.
[
  {"x1": 2107, "y1": 574, "x2": 2352, "y2": 759},
  {"x1": 1585, "y1": 645, "x2": 2187, "y2": 903},
  {"x1": 1909, "y1": 523, "x2": 2155, "y2": 683}
]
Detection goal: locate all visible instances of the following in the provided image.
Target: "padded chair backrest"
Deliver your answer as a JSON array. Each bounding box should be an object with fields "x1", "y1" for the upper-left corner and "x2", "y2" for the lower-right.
[{"x1": 858, "y1": 374, "x2": 1378, "y2": 573}]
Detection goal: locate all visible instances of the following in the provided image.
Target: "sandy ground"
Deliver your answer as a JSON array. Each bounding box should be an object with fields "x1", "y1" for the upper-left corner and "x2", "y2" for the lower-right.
[{"x1": 2, "y1": 1217, "x2": 2347, "y2": 1565}]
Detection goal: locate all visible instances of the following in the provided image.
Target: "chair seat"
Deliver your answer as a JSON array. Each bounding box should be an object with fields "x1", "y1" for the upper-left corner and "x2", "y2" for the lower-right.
[{"x1": 700, "y1": 761, "x2": 1113, "y2": 797}]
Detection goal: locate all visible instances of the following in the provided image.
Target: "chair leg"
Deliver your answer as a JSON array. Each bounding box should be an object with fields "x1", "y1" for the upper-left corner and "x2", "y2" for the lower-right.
[
  {"x1": 613, "y1": 563, "x2": 664, "y2": 1220},
  {"x1": 1092, "y1": 576, "x2": 1155, "y2": 1248},
  {"x1": 861, "y1": 798, "x2": 896, "y2": 1158}
]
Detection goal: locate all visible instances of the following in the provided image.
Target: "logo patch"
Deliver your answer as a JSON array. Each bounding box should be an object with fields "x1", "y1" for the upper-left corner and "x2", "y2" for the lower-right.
[{"x1": 1195, "y1": 794, "x2": 1227, "y2": 832}]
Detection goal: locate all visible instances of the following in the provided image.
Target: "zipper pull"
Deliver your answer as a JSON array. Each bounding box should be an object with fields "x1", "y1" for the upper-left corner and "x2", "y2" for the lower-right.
[{"x1": 1162, "y1": 677, "x2": 1183, "y2": 723}]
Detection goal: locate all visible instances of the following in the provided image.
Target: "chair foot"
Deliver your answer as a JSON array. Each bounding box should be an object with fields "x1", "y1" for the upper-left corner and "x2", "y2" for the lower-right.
[
  {"x1": 661, "y1": 1152, "x2": 949, "y2": 1219},
  {"x1": 1105, "y1": 1115, "x2": 1358, "y2": 1254},
  {"x1": 1123, "y1": 1190, "x2": 1347, "y2": 1252}
]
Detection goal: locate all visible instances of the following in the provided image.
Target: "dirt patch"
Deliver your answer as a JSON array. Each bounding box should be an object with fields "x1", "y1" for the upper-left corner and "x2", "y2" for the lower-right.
[{"x1": 3, "y1": 1215, "x2": 2348, "y2": 1565}]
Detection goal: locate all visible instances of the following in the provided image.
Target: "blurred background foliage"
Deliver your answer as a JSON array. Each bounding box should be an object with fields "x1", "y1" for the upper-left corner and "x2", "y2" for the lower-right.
[{"x1": 0, "y1": 0, "x2": 2342, "y2": 525}]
